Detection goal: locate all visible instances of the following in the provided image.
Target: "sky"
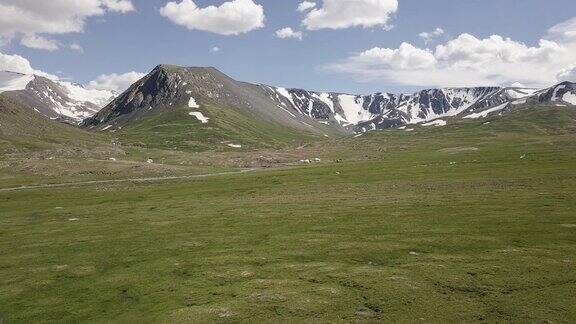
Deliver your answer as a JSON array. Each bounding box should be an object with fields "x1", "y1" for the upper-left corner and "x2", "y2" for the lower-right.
[{"x1": 1, "y1": 0, "x2": 576, "y2": 94}]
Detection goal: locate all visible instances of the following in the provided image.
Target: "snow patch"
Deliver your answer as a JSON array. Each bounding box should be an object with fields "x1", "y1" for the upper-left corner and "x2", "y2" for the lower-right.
[
  {"x1": 512, "y1": 99, "x2": 527, "y2": 105},
  {"x1": 422, "y1": 119, "x2": 447, "y2": 127},
  {"x1": 58, "y1": 81, "x2": 116, "y2": 107},
  {"x1": 275, "y1": 87, "x2": 297, "y2": 109},
  {"x1": 562, "y1": 92, "x2": 576, "y2": 105},
  {"x1": 463, "y1": 103, "x2": 509, "y2": 119},
  {"x1": 188, "y1": 96, "x2": 200, "y2": 108},
  {"x1": 334, "y1": 113, "x2": 352, "y2": 126},
  {"x1": 189, "y1": 111, "x2": 209, "y2": 123},
  {"x1": 506, "y1": 88, "x2": 537, "y2": 99},
  {"x1": 312, "y1": 93, "x2": 335, "y2": 113},
  {"x1": 338, "y1": 95, "x2": 372, "y2": 124}
]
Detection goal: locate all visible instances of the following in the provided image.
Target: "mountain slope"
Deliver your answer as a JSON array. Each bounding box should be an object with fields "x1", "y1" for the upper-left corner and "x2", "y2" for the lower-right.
[
  {"x1": 83, "y1": 65, "x2": 341, "y2": 151},
  {"x1": 0, "y1": 94, "x2": 107, "y2": 153},
  {"x1": 0, "y1": 71, "x2": 116, "y2": 123}
]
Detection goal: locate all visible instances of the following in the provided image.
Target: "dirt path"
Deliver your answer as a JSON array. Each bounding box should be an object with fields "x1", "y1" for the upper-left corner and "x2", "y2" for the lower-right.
[{"x1": 0, "y1": 168, "x2": 262, "y2": 193}]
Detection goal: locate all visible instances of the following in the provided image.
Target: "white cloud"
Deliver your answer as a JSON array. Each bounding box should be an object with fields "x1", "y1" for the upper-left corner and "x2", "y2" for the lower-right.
[
  {"x1": 69, "y1": 43, "x2": 84, "y2": 53},
  {"x1": 302, "y1": 0, "x2": 398, "y2": 30},
  {"x1": 101, "y1": 0, "x2": 135, "y2": 13},
  {"x1": 210, "y1": 46, "x2": 220, "y2": 52},
  {"x1": 160, "y1": 0, "x2": 265, "y2": 36},
  {"x1": 275, "y1": 27, "x2": 303, "y2": 40},
  {"x1": 297, "y1": 1, "x2": 316, "y2": 12},
  {"x1": 20, "y1": 34, "x2": 60, "y2": 51},
  {"x1": 357, "y1": 43, "x2": 436, "y2": 70},
  {"x1": 557, "y1": 65, "x2": 576, "y2": 81},
  {"x1": 548, "y1": 17, "x2": 576, "y2": 41},
  {"x1": 0, "y1": 51, "x2": 57, "y2": 79},
  {"x1": 419, "y1": 27, "x2": 444, "y2": 44},
  {"x1": 87, "y1": 71, "x2": 146, "y2": 92},
  {"x1": 326, "y1": 17, "x2": 576, "y2": 88},
  {"x1": 0, "y1": 0, "x2": 134, "y2": 49}
]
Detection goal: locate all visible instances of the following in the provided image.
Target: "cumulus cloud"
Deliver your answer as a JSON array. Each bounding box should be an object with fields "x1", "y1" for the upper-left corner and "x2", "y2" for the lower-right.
[
  {"x1": 160, "y1": 0, "x2": 265, "y2": 36},
  {"x1": 302, "y1": 0, "x2": 398, "y2": 30},
  {"x1": 0, "y1": 51, "x2": 58, "y2": 79},
  {"x1": 557, "y1": 65, "x2": 576, "y2": 82},
  {"x1": 275, "y1": 27, "x2": 303, "y2": 40},
  {"x1": 20, "y1": 34, "x2": 60, "y2": 51},
  {"x1": 0, "y1": 0, "x2": 134, "y2": 49},
  {"x1": 326, "y1": 17, "x2": 576, "y2": 88},
  {"x1": 297, "y1": 1, "x2": 316, "y2": 12},
  {"x1": 69, "y1": 43, "x2": 84, "y2": 53},
  {"x1": 419, "y1": 27, "x2": 444, "y2": 44},
  {"x1": 87, "y1": 71, "x2": 146, "y2": 92},
  {"x1": 357, "y1": 43, "x2": 436, "y2": 70},
  {"x1": 210, "y1": 46, "x2": 220, "y2": 53}
]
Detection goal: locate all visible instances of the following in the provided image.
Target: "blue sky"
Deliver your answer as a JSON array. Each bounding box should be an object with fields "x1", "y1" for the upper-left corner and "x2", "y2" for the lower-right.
[{"x1": 1, "y1": 0, "x2": 576, "y2": 94}]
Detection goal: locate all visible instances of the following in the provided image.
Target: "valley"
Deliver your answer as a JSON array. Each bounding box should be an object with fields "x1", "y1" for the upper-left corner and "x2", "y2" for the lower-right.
[
  {"x1": 2, "y1": 1, "x2": 576, "y2": 322},
  {"x1": 1, "y1": 104, "x2": 576, "y2": 322},
  {"x1": 1, "y1": 64, "x2": 576, "y2": 322}
]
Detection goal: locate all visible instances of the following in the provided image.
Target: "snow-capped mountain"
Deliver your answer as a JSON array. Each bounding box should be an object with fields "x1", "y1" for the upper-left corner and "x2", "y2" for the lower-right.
[
  {"x1": 83, "y1": 64, "x2": 576, "y2": 134},
  {"x1": 262, "y1": 83, "x2": 575, "y2": 133},
  {"x1": 0, "y1": 71, "x2": 117, "y2": 123}
]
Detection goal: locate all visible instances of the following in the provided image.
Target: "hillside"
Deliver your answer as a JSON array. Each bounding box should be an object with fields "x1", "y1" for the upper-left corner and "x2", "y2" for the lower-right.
[{"x1": 0, "y1": 94, "x2": 107, "y2": 153}]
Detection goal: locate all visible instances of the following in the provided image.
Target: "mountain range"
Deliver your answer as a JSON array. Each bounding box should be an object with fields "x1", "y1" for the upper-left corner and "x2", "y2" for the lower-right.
[{"x1": 2, "y1": 65, "x2": 576, "y2": 137}]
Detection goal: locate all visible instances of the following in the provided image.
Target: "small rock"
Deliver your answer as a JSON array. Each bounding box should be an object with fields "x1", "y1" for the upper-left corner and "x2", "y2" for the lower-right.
[
  {"x1": 241, "y1": 271, "x2": 254, "y2": 278},
  {"x1": 409, "y1": 251, "x2": 419, "y2": 256}
]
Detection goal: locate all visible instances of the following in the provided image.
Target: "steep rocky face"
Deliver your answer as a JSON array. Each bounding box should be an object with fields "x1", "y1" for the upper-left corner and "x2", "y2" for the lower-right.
[
  {"x1": 83, "y1": 66, "x2": 178, "y2": 125},
  {"x1": 0, "y1": 71, "x2": 116, "y2": 124},
  {"x1": 529, "y1": 82, "x2": 576, "y2": 105}
]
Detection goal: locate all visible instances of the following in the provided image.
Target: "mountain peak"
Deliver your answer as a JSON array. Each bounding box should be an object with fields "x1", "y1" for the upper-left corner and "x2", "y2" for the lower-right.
[{"x1": 153, "y1": 64, "x2": 222, "y2": 75}]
